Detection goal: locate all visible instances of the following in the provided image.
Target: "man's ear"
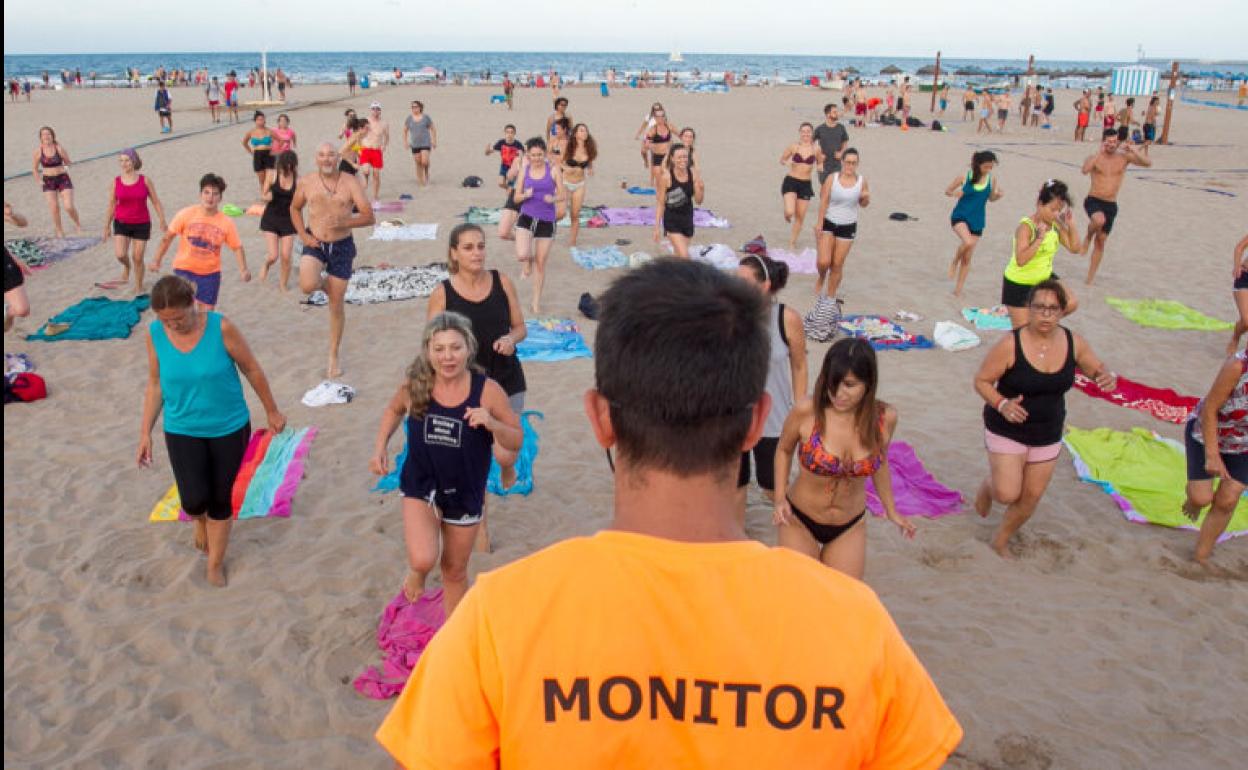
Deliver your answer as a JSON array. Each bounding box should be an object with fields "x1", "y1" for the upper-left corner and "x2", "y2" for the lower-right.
[{"x1": 583, "y1": 389, "x2": 615, "y2": 449}]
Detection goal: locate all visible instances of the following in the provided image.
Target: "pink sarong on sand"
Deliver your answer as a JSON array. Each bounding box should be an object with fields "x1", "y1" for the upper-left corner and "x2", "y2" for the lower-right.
[
  {"x1": 354, "y1": 589, "x2": 446, "y2": 699},
  {"x1": 865, "y1": 441, "x2": 963, "y2": 517}
]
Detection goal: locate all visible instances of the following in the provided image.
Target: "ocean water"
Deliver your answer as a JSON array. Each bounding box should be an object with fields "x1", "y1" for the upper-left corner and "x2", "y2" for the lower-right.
[{"x1": 10, "y1": 51, "x2": 1242, "y2": 87}]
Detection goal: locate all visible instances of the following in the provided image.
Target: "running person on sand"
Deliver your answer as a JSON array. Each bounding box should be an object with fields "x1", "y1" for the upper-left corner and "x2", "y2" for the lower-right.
[
  {"x1": 359, "y1": 101, "x2": 390, "y2": 199},
  {"x1": 1080, "y1": 128, "x2": 1150, "y2": 284},
  {"x1": 774, "y1": 338, "x2": 915, "y2": 579},
  {"x1": 1228, "y1": 234, "x2": 1248, "y2": 354},
  {"x1": 102, "y1": 148, "x2": 167, "y2": 293},
  {"x1": 1182, "y1": 349, "x2": 1248, "y2": 571},
  {"x1": 975, "y1": 279, "x2": 1116, "y2": 558},
  {"x1": 404, "y1": 100, "x2": 436, "y2": 188},
  {"x1": 1000, "y1": 179, "x2": 1082, "y2": 328},
  {"x1": 654, "y1": 144, "x2": 703, "y2": 259},
  {"x1": 780, "y1": 123, "x2": 823, "y2": 249},
  {"x1": 486, "y1": 124, "x2": 523, "y2": 189},
  {"x1": 946, "y1": 150, "x2": 1002, "y2": 298},
  {"x1": 736, "y1": 254, "x2": 808, "y2": 522},
  {"x1": 545, "y1": 97, "x2": 571, "y2": 141},
  {"x1": 31, "y1": 126, "x2": 82, "y2": 238},
  {"x1": 290, "y1": 143, "x2": 375, "y2": 378},
  {"x1": 223, "y1": 72, "x2": 240, "y2": 123},
  {"x1": 645, "y1": 107, "x2": 675, "y2": 188},
  {"x1": 242, "y1": 112, "x2": 275, "y2": 194},
  {"x1": 561, "y1": 123, "x2": 597, "y2": 247},
  {"x1": 512, "y1": 138, "x2": 565, "y2": 314},
  {"x1": 4, "y1": 204, "x2": 31, "y2": 331},
  {"x1": 151, "y1": 173, "x2": 250, "y2": 310},
  {"x1": 962, "y1": 86, "x2": 976, "y2": 121},
  {"x1": 259, "y1": 150, "x2": 299, "y2": 290},
  {"x1": 138, "y1": 274, "x2": 287, "y2": 587},
  {"x1": 634, "y1": 102, "x2": 664, "y2": 169},
  {"x1": 814, "y1": 148, "x2": 869, "y2": 297},
  {"x1": 370, "y1": 312, "x2": 522, "y2": 613},
  {"x1": 271, "y1": 113, "x2": 297, "y2": 155}
]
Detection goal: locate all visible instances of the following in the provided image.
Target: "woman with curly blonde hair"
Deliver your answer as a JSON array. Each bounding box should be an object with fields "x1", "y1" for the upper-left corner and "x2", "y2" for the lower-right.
[{"x1": 370, "y1": 312, "x2": 522, "y2": 614}]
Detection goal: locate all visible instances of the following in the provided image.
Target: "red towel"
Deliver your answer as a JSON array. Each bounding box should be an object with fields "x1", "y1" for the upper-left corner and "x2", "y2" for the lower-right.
[
  {"x1": 230, "y1": 430, "x2": 273, "y2": 517},
  {"x1": 1074, "y1": 372, "x2": 1198, "y2": 424}
]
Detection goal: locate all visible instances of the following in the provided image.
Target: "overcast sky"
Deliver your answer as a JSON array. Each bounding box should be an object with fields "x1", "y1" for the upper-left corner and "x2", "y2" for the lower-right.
[{"x1": 4, "y1": 0, "x2": 1245, "y2": 61}]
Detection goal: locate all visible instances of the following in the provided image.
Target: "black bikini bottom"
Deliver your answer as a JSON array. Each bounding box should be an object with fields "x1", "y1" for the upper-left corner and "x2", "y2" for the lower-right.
[{"x1": 787, "y1": 497, "x2": 866, "y2": 545}]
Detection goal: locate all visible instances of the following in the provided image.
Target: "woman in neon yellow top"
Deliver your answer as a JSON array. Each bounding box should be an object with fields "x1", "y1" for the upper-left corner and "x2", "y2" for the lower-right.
[{"x1": 1001, "y1": 179, "x2": 1083, "y2": 327}]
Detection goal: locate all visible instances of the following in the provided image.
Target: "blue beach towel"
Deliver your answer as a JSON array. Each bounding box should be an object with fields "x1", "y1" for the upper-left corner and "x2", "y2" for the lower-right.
[
  {"x1": 27, "y1": 295, "x2": 151, "y2": 342},
  {"x1": 517, "y1": 318, "x2": 593, "y2": 362},
  {"x1": 373, "y1": 411, "x2": 544, "y2": 497},
  {"x1": 626, "y1": 186, "x2": 655, "y2": 195},
  {"x1": 571, "y1": 245, "x2": 628, "y2": 270},
  {"x1": 961, "y1": 305, "x2": 1014, "y2": 331}
]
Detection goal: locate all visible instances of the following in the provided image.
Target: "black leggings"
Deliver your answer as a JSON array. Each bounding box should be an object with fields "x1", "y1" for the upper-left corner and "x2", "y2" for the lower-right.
[{"x1": 164, "y1": 424, "x2": 250, "y2": 521}]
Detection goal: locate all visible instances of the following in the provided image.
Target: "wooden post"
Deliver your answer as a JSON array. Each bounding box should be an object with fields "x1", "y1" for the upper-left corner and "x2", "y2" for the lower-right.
[
  {"x1": 930, "y1": 51, "x2": 941, "y2": 112},
  {"x1": 1159, "y1": 60, "x2": 1180, "y2": 145}
]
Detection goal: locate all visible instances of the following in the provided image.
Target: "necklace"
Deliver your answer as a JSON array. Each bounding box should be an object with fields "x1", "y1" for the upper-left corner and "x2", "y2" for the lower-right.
[{"x1": 318, "y1": 171, "x2": 340, "y2": 197}]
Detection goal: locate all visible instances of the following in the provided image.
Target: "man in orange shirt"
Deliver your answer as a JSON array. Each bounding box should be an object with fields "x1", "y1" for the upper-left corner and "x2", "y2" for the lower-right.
[
  {"x1": 377, "y1": 258, "x2": 962, "y2": 769},
  {"x1": 151, "y1": 173, "x2": 249, "y2": 310}
]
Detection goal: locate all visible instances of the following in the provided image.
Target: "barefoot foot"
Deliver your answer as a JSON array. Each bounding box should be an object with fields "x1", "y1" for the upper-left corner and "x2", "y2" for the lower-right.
[
  {"x1": 975, "y1": 481, "x2": 993, "y2": 518},
  {"x1": 206, "y1": 562, "x2": 227, "y2": 587},
  {"x1": 402, "y1": 570, "x2": 423, "y2": 602},
  {"x1": 193, "y1": 517, "x2": 208, "y2": 553}
]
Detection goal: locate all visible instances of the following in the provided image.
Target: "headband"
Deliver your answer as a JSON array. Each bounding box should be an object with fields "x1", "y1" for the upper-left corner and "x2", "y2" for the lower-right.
[{"x1": 750, "y1": 254, "x2": 769, "y2": 284}]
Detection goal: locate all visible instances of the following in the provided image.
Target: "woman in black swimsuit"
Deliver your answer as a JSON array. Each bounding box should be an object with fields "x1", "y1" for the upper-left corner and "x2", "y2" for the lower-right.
[
  {"x1": 654, "y1": 144, "x2": 703, "y2": 258},
  {"x1": 561, "y1": 123, "x2": 597, "y2": 247},
  {"x1": 30, "y1": 126, "x2": 82, "y2": 238},
  {"x1": 780, "y1": 122, "x2": 823, "y2": 249},
  {"x1": 259, "y1": 150, "x2": 299, "y2": 290},
  {"x1": 645, "y1": 108, "x2": 674, "y2": 188}
]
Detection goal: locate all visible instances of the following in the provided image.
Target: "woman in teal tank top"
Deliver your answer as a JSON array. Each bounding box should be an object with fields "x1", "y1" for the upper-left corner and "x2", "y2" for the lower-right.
[
  {"x1": 1001, "y1": 179, "x2": 1083, "y2": 328},
  {"x1": 946, "y1": 150, "x2": 1002, "y2": 298},
  {"x1": 138, "y1": 275, "x2": 286, "y2": 587}
]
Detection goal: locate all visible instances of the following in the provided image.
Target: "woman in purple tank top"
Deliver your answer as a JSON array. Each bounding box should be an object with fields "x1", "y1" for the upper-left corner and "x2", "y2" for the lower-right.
[
  {"x1": 369, "y1": 312, "x2": 523, "y2": 616},
  {"x1": 512, "y1": 137, "x2": 565, "y2": 315},
  {"x1": 102, "y1": 148, "x2": 167, "y2": 293}
]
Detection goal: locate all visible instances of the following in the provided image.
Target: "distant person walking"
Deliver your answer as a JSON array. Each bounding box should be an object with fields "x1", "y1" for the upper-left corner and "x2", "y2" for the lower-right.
[{"x1": 102, "y1": 148, "x2": 167, "y2": 293}]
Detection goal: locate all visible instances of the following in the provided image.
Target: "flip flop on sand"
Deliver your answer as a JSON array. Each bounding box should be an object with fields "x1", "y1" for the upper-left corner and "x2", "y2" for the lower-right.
[{"x1": 894, "y1": 310, "x2": 923, "y2": 322}]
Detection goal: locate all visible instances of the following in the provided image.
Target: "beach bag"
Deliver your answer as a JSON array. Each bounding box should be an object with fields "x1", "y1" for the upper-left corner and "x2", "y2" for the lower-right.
[
  {"x1": 803, "y1": 294, "x2": 843, "y2": 342},
  {"x1": 461, "y1": 176, "x2": 483, "y2": 188},
  {"x1": 906, "y1": 116, "x2": 924, "y2": 128},
  {"x1": 931, "y1": 120, "x2": 943, "y2": 131},
  {"x1": 6, "y1": 372, "x2": 47, "y2": 403},
  {"x1": 933, "y1": 321, "x2": 981, "y2": 351}
]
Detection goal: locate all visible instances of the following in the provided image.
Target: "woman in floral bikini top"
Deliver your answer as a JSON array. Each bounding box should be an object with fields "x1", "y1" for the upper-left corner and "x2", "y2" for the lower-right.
[{"x1": 773, "y1": 338, "x2": 916, "y2": 578}]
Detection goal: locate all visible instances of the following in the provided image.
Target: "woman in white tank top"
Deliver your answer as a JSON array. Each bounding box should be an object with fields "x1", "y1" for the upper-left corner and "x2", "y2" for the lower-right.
[{"x1": 814, "y1": 148, "x2": 870, "y2": 297}]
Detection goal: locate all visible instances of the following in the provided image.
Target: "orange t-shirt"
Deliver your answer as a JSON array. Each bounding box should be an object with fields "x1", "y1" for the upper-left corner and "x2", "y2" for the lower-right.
[
  {"x1": 169, "y1": 205, "x2": 241, "y2": 275},
  {"x1": 377, "y1": 530, "x2": 962, "y2": 769}
]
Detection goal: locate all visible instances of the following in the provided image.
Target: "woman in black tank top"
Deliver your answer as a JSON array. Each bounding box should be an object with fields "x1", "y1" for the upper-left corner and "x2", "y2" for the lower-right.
[
  {"x1": 259, "y1": 150, "x2": 299, "y2": 289},
  {"x1": 972, "y1": 280, "x2": 1118, "y2": 558},
  {"x1": 369, "y1": 312, "x2": 523, "y2": 615}
]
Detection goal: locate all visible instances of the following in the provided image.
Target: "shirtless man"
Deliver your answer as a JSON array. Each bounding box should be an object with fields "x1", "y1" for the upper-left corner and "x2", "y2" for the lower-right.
[
  {"x1": 1080, "y1": 128, "x2": 1151, "y2": 284},
  {"x1": 996, "y1": 91, "x2": 1011, "y2": 132},
  {"x1": 291, "y1": 143, "x2": 375, "y2": 378},
  {"x1": 359, "y1": 102, "x2": 390, "y2": 199}
]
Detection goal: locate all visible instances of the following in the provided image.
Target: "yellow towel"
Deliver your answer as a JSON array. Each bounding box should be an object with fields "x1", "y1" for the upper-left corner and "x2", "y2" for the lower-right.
[{"x1": 149, "y1": 484, "x2": 182, "y2": 522}]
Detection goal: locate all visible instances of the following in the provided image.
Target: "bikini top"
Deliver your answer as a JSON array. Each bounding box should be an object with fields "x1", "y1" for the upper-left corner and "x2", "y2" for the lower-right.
[
  {"x1": 250, "y1": 134, "x2": 272, "y2": 148},
  {"x1": 41, "y1": 147, "x2": 64, "y2": 168},
  {"x1": 791, "y1": 150, "x2": 816, "y2": 165},
  {"x1": 798, "y1": 411, "x2": 885, "y2": 478},
  {"x1": 564, "y1": 157, "x2": 591, "y2": 169},
  {"x1": 650, "y1": 128, "x2": 671, "y2": 144}
]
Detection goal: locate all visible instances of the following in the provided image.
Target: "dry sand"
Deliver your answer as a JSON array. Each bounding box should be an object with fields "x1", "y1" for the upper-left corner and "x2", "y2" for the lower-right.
[{"x1": 4, "y1": 81, "x2": 1247, "y2": 769}]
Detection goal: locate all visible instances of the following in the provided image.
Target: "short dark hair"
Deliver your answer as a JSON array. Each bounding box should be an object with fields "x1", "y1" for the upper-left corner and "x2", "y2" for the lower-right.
[
  {"x1": 150, "y1": 274, "x2": 196, "y2": 310},
  {"x1": 504, "y1": 123, "x2": 516, "y2": 131},
  {"x1": 525, "y1": 136, "x2": 547, "y2": 152},
  {"x1": 1027, "y1": 279, "x2": 1068, "y2": 310},
  {"x1": 1103, "y1": 128, "x2": 1118, "y2": 140},
  {"x1": 823, "y1": 102, "x2": 837, "y2": 115},
  {"x1": 554, "y1": 97, "x2": 568, "y2": 109},
  {"x1": 199, "y1": 173, "x2": 226, "y2": 193},
  {"x1": 595, "y1": 259, "x2": 768, "y2": 478}
]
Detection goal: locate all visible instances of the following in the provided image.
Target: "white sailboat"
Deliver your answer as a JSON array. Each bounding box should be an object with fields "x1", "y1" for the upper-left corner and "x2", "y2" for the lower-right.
[{"x1": 669, "y1": 48, "x2": 683, "y2": 63}]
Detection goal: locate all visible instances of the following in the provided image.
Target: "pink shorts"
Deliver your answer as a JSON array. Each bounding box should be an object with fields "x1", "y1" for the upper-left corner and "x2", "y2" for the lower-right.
[{"x1": 984, "y1": 428, "x2": 1061, "y2": 463}]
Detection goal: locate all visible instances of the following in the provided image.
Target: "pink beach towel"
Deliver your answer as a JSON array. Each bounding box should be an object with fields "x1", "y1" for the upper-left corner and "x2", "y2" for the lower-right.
[
  {"x1": 1073, "y1": 372, "x2": 1198, "y2": 425},
  {"x1": 354, "y1": 589, "x2": 446, "y2": 699},
  {"x1": 865, "y1": 441, "x2": 963, "y2": 517},
  {"x1": 769, "y1": 248, "x2": 818, "y2": 274}
]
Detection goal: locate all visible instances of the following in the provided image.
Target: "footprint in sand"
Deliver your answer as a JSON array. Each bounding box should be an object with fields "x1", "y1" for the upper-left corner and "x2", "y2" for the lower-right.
[
  {"x1": 994, "y1": 732, "x2": 1055, "y2": 770},
  {"x1": 918, "y1": 548, "x2": 972, "y2": 571}
]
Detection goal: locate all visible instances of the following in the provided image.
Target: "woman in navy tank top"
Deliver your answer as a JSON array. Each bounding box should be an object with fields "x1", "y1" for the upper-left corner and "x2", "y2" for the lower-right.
[{"x1": 370, "y1": 312, "x2": 522, "y2": 615}]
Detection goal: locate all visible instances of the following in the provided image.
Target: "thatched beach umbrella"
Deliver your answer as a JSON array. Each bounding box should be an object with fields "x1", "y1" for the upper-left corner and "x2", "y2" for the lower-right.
[
  {"x1": 916, "y1": 64, "x2": 936, "y2": 76},
  {"x1": 844, "y1": 66, "x2": 860, "y2": 74},
  {"x1": 880, "y1": 64, "x2": 903, "y2": 75}
]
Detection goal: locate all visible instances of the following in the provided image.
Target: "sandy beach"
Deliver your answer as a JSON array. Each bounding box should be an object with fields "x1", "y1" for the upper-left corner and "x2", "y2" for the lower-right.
[{"x1": 4, "y1": 80, "x2": 1247, "y2": 768}]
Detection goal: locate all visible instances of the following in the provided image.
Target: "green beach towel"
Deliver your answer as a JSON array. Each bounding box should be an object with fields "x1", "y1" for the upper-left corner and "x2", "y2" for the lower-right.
[
  {"x1": 26, "y1": 295, "x2": 151, "y2": 342},
  {"x1": 1064, "y1": 426, "x2": 1248, "y2": 542},
  {"x1": 1106, "y1": 298, "x2": 1233, "y2": 331}
]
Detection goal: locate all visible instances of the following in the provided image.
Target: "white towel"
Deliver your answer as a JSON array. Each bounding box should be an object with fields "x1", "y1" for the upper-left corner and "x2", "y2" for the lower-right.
[{"x1": 369, "y1": 223, "x2": 439, "y2": 241}]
